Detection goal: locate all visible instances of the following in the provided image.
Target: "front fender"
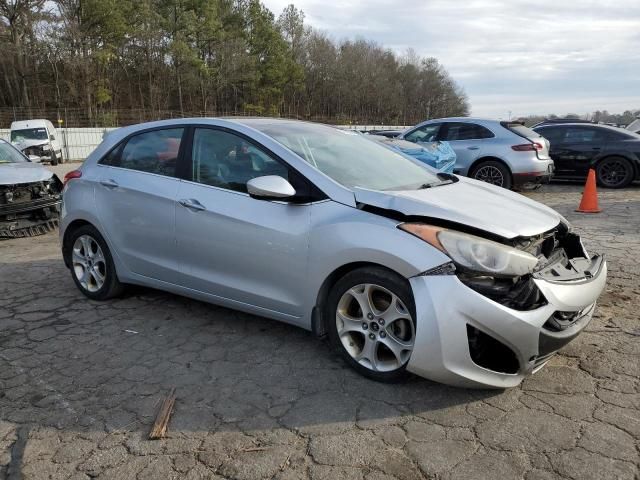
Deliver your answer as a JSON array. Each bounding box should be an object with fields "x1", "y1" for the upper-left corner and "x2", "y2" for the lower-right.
[{"x1": 304, "y1": 201, "x2": 451, "y2": 320}]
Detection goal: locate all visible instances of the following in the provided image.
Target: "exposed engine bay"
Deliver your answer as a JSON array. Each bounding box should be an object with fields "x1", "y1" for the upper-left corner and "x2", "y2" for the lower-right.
[{"x1": 0, "y1": 176, "x2": 62, "y2": 238}]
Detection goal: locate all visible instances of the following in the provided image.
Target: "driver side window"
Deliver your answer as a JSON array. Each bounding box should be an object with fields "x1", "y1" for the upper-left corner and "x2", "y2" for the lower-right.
[
  {"x1": 191, "y1": 128, "x2": 289, "y2": 193},
  {"x1": 405, "y1": 124, "x2": 441, "y2": 143}
]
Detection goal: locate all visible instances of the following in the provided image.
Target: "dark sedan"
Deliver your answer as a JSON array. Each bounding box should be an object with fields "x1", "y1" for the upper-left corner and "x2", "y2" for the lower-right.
[{"x1": 533, "y1": 123, "x2": 640, "y2": 188}]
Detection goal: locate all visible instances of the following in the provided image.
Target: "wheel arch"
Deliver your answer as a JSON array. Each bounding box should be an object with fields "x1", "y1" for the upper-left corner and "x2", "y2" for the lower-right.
[
  {"x1": 61, "y1": 219, "x2": 95, "y2": 268},
  {"x1": 593, "y1": 153, "x2": 640, "y2": 180},
  {"x1": 468, "y1": 156, "x2": 513, "y2": 179},
  {"x1": 311, "y1": 261, "x2": 411, "y2": 337}
]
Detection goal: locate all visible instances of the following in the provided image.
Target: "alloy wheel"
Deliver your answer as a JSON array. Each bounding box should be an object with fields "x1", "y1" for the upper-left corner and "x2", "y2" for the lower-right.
[
  {"x1": 336, "y1": 283, "x2": 415, "y2": 372},
  {"x1": 475, "y1": 165, "x2": 504, "y2": 186},
  {"x1": 598, "y1": 159, "x2": 629, "y2": 187},
  {"x1": 72, "y1": 234, "x2": 107, "y2": 292}
]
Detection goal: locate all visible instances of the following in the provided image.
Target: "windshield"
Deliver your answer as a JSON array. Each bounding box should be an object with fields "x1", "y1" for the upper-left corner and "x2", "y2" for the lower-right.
[
  {"x1": 252, "y1": 122, "x2": 442, "y2": 191},
  {"x1": 11, "y1": 128, "x2": 48, "y2": 142},
  {"x1": 0, "y1": 141, "x2": 29, "y2": 163}
]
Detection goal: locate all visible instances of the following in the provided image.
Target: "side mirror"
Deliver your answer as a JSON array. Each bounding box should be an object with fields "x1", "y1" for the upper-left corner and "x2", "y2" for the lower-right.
[{"x1": 247, "y1": 175, "x2": 296, "y2": 200}]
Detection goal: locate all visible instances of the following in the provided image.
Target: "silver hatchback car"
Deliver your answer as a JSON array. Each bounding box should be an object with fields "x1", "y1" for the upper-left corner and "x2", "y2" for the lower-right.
[
  {"x1": 398, "y1": 118, "x2": 555, "y2": 189},
  {"x1": 61, "y1": 118, "x2": 606, "y2": 388}
]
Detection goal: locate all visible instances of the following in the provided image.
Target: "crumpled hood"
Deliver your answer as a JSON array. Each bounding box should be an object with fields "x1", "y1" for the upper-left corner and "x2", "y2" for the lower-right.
[
  {"x1": 0, "y1": 162, "x2": 54, "y2": 185},
  {"x1": 354, "y1": 177, "x2": 563, "y2": 239},
  {"x1": 11, "y1": 139, "x2": 48, "y2": 152}
]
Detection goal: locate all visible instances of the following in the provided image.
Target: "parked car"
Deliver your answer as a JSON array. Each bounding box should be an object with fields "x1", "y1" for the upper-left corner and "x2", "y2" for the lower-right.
[
  {"x1": 362, "y1": 129, "x2": 403, "y2": 138},
  {"x1": 626, "y1": 118, "x2": 640, "y2": 135},
  {"x1": 10, "y1": 119, "x2": 64, "y2": 165},
  {"x1": 533, "y1": 123, "x2": 640, "y2": 188},
  {"x1": 0, "y1": 139, "x2": 62, "y2": 237},
  {"x1": 531, "y1": 118, "x2": 594, "y2": 128},
  {"x1": 365, "y1": 134, "x2": 456, "y2": 173},
  {"x1": 397, "y1": 118, "x2": 554, "y2": 189},
  {"x1": 61, "y1": 118, "x2": 606, "y2": 388}
]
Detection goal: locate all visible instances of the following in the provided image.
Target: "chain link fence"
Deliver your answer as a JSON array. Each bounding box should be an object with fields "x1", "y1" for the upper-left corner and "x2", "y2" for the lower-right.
[{"x1": 0, "y1": 108, "x2": 408, "y2": 161}]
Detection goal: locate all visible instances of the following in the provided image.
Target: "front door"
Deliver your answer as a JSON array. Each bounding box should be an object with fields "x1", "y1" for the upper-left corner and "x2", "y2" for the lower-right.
[{"x1": 175, "y1": 127, "x2": 312, "y2": 317}]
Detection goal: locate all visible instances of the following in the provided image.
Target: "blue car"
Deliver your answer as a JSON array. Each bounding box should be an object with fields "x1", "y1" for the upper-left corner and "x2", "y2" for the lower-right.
[{"x1": 365, "y1": 134, "x2": 456, "y2": 173}]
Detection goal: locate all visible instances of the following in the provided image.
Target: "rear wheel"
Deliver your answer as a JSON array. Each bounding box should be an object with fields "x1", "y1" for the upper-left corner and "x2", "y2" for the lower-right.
[
  {"x1": 596, "y1": 156, "x2": 633, "y2": 188},
  {"x1": 470, "y1": 160, "x2": 512, "y2": 189},
  {"x1": 326, "y1": 267, "x2": 416, "y2": 382},
  {"x1": 67, "y1": 225, "x2": 124, "y2": 300}
]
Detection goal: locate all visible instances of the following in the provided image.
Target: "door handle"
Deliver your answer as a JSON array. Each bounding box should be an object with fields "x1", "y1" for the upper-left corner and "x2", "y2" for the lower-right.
[
  {"x1": 467, "y1": 146, "x2": 479, "y2": 150},
  {"x1": 179, "y1": 198, "x2": 206, "y2": 211},
  {"x1": 100, "y1": 179, "x2": 119, "y2": 188}
]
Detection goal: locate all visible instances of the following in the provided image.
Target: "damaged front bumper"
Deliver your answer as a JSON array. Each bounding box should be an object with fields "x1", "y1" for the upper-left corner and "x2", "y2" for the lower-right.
[
  {"x1": 406, "y1": 241, "x2": 607, "y2": 388},
  {"x1": 0, "y1": 178, "x2": 62, "y2": 237}
]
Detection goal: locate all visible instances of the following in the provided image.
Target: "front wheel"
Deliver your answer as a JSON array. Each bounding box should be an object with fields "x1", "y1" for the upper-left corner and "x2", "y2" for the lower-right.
[
  {"x1": 470, "y1": 160, "x2": 512, "y2": 189},
  {"x1": 596, "y1": 156, "x2": 634, "y2": 188},
  {"x1": 50, "y1": 150, "x2": 59, "y2": 166},
  {"x1": 326, "y1": 267, "x2": 416, "y2": 382},
  {"x1": 67, "y1": 225, "x2": 124, "y2": 300}
]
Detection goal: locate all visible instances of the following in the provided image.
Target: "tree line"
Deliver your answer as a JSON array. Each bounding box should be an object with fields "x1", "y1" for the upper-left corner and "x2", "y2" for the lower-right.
[
  {"x1": 518, "y1": 110, "x2": 640, "y2": 127},
  {"x1": 0, "y1": 0, "x2": 469, "y2": 127}
]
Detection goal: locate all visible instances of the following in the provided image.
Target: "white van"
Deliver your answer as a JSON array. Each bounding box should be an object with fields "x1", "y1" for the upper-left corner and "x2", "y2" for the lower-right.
[{"x1": 10, "y1": 119, "x2": 64, "y2": 165}]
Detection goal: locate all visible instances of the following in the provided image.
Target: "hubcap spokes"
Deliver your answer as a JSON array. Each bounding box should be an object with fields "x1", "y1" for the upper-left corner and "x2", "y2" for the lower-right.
[
  {"x1": 72, "y1": 235, "x2": 106, "y2": 292},
  {"x1": 336, "y1": 283, "x2": 415, "y2": 372},
  {"x1": 476, "y1": 166, "x2": 504, "y2": 186}
]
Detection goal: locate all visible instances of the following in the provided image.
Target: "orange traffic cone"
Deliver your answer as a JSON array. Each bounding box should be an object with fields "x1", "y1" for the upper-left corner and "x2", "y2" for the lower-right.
[{"x1": 576, "y1": 168, "x2": 601, "y2": 213}]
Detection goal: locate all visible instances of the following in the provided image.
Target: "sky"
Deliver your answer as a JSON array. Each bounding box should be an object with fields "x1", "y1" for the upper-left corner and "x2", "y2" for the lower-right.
[{"x1": 262, "y1": 0, "x2": 640, "y2": 119}]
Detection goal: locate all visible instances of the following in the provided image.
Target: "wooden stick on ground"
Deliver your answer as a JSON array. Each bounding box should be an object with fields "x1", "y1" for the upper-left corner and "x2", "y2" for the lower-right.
[{"x1": 149, "y1": 388, "x2": 176, "y2": 440}]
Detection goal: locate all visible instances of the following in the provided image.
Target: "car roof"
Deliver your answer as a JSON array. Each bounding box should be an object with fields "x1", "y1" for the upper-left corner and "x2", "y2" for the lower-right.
[{"x1": 10, "y1": 119, "x2": 50, "y2": 129}]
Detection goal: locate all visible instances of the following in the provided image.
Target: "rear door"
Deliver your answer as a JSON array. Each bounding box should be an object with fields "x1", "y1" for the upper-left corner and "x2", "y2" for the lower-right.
[
  {"x1": 95, "y1": 127, "x2": 186, "y2": 281},
  {"x1": 174, "y1": 126, "x2": 313, "y2": 316},
  {"x1": 540, "y1": 126, "x2": 606, "y2": 177},
  {"x1": 437, "y1": 122, "x2": 493, "y2": 173}
]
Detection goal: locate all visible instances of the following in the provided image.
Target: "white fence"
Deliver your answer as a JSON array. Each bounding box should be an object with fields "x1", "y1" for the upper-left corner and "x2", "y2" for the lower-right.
[
  {"x1": 0, "y1": 124, "x2": 407, "y2": 162},
  {"x1": 0, "y1": 127, "x2": 116, "y2": 161}
]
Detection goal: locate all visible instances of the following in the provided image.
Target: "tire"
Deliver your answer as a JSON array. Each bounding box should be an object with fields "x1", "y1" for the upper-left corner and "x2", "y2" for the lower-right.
[
  {"x1": 50, "y1": 150, "x2": 59, "y2": 166},
  {"x1": 596, "y1": 156, "x2": 634, "y2": 188},
  {"x1": 326, "y1": 267, "x2": 416, "y2": 383},
  {"x1": 470, "y1": 160, "x2": 512, "y2": 189},
  {"x1": 67, "y1": 225, "x2": 124, "y2": 300},
  {"x1": 58, "y1": 150, "x2": 64, "y2": 164}
]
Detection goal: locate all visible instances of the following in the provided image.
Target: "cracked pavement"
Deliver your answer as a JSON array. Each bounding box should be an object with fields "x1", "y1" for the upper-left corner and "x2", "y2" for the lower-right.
[{"x1": 0, "y1": 177, "x2": 639, "y2": 479}]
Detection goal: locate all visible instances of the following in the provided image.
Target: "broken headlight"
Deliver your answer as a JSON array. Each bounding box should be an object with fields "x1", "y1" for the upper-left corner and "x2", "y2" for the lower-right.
[{"x1": 399, "y1": 224, "x2": 539, "y2": 277}]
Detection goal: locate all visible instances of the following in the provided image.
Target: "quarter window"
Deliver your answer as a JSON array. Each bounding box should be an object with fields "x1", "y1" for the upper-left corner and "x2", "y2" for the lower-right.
[
  {"x1": 191, "y1": 128, "x2": 289, "y2": 193},
  {"x1": 103, "y1": 128, "x2": 184, "y2": 177},
  {"x1": 404, "y1": 124, "x2": 441, "y2": 143},
  {"x1": 443, "y1": 123, "x2": 494, "y2": 141}
]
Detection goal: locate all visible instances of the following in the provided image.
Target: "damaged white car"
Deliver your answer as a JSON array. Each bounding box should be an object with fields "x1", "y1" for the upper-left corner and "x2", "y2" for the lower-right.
[
  {"x1": 60, "y1": 119, "x2": 606, "y2": 388},
  {"x1": 0, "y1": 139, "x2": 62, "y2": 238}
]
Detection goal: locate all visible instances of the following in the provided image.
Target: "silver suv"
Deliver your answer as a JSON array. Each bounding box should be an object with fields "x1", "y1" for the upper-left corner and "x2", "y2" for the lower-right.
[{"x1": 398, "y1": 118, "x2": 554, "y2": 189}]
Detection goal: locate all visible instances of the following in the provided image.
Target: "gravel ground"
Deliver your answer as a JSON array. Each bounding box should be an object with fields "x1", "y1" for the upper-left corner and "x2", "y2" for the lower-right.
[{"x1": 0, "y1": 165, "x2": 639, "y2": 479}]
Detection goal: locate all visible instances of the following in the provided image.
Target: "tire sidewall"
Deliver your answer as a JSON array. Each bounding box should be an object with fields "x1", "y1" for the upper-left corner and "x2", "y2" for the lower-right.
[
  {"x1": 326, "y1": 267, "x2": 416, "y2": 383},
  {"x1": 596, "y1": 157, "x2": 633, "y2": 188},
  {"x1": 68, "y1": 225, "x2": 121, "y2": 300},
  {"x1": 471, "y1": 160, "x2": 512, "y2": 189}
]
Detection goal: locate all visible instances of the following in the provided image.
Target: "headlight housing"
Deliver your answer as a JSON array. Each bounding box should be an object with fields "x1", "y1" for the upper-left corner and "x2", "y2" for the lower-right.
[
  {"x1": 41, "y1": 144, "x2": 51, "y2": 151},
  {"x1": 399, "y1": 223, "x2": 539, "y2": 277}
]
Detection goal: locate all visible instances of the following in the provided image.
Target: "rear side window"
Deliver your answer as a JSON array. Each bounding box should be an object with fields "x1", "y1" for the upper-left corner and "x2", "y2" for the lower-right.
[
  {"x1": 536, "y1": 127, "x2": 565, "y2": 144},
  {"x1": 101, "y1": 128, "x2": 184, "y2": 177},
  {"x1": 563, "y1": 127, "x2": 607, "y2": 143},
  {"x1": 443, "y1": 123, "x2": 494, "y2": 141}
]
